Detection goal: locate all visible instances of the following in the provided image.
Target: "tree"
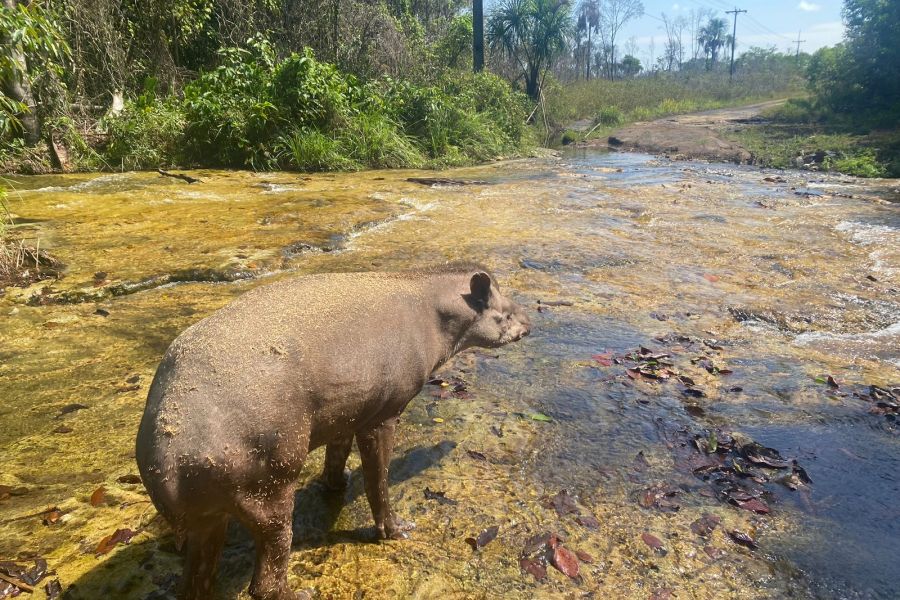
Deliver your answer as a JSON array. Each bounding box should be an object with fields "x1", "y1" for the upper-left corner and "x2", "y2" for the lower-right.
[
  {"x1": 487, "y1": 0, "x2": 572, "y2": 99},
  {"x1": 576, "y1": 0, "x2": 600, "y2": 79},
  {"x1": 599, "y1": 0, "x2": 643, "y2": 79},
  {"x1": 839, "y1": 0, "x2": 900, "y2": 112},
  {"x1": 660, "y1": 13, "x2": 686, "y2": 71},
  {"x1": 0, "y1": 0, "x2": 69, "y2": 145},
  {"x1": 474, "y1": 0, "x2": 484, "y2": 71},
  {"x1": 698, "y1": 17, "x2": 729, "y2": 69},
  {"x1": 619, "y1": 54, "x2": 641, "y2": 77}
]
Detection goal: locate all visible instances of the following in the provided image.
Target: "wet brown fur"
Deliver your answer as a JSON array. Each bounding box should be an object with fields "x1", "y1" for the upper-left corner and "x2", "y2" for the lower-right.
[{"x1": 135, "y1": 264, "x2": 530, "y2": 600}]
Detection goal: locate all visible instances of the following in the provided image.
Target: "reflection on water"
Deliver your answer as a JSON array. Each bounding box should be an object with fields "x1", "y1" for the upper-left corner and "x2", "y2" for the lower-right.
[{"x1": 1, "y1": 152, "x2": 898, "y2": 599}]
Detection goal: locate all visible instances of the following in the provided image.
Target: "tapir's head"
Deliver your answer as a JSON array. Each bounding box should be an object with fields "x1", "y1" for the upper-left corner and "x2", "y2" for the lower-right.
[{"x1": 460, "y1": 271, "x2": 531, "y2": 349}]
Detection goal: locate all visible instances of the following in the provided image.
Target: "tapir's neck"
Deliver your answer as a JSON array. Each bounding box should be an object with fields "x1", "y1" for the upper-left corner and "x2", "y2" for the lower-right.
[{"x1": 421, "y1": 274, "x2": 478, "y2": 374}]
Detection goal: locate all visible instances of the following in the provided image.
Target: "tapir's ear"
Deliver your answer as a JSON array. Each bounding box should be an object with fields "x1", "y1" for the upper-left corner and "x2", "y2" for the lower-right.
[{"x1": 469, "y1": 272, "x2": 492, "y2": 307}]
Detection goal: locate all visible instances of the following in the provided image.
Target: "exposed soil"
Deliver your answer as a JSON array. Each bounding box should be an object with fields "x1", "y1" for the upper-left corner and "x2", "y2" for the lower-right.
[{"x1": 598, "y1": 100, "x2": 787, "y2": 164}]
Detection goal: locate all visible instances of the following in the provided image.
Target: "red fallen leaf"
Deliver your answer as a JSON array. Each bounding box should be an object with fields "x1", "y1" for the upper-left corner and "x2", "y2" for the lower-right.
[
  {"x1": 576, "y1": 515, "x2": 600, "y2": 529},
  {"x1": 649, "y1": 589, "x2": 673, "y2": 600},
  {"x1": 466, "y1": 450, "x2": 487, "y2": 461},
  {"x1": 641, "y1": 533, "x2": 667, "y2": 555},
  {"x1": 543, "y1": 489, "x2": 580, "y2": 517},
  {"x1": 704, "y1": 546, "x2": 726, "y2": 560},
  {"x1": 737, "y1": 498, "x2": 770, "y2": 514},
  {"x1": 592, "y1": 352, "x2": 614, "y2": 367},
  {"x1": 626, "y1": 368, "x2": 641, "y2": 380},
  {"x1": 465, "y1": 525, "x2": 499, "y2": 550},
  {"x1": 90, "y1": 486, "x2": 106, "y2": 507},
  {"x1": 727, "y1": 530, "x2": 759, "y2": 549},
  {"x1": 690, "y1": 513, "x2": 721, "y2": 537},
  {"x1": 703, "y1": 274, "x2": 720, "y2": 282},
  {"x1": 574, "y1": 549, "x2": 594, "y2": 563},
  {"x1": 522, "y1": 532, "x2": 562, "y2": 555},
  {"x1": 95, "y1": 528, "x2": 136, "y2": 555},
  {"x1": 520, "y1": 556, "x2": 547, "y2": 581},
  {"x1": 550, "y1": 546, "x2": 579, "y2": 578},
  {"x1": 41, "y1": 507, "x2": 62, "y2": 526}
]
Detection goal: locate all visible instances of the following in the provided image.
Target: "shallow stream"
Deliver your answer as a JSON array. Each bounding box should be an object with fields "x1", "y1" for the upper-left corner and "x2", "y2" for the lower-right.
[{"x1": 1, "y1": 151, "x2": 898, "y2": 599}]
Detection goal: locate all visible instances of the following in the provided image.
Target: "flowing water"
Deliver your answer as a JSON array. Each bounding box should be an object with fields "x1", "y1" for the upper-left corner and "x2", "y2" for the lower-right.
[{"x1": 1, "y1": 151, "x2": 898, "y2": 599}]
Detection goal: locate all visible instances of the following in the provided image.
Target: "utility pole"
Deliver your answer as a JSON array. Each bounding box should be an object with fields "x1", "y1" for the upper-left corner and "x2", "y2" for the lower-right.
[
  {"x1": 726, "y1": 7, "x2": 747, "y2": 82},
  {"x1": 473, "y1": 0, "x2": 484, "y2": 72},
  {"x1": 793, "y1": 30, "x2": 806, "y2": 62}
]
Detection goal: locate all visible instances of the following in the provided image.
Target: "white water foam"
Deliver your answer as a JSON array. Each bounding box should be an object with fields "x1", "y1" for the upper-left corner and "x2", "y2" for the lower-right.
[{"x1": 835, "y1": 220, "x2": 900, "y2": 277}]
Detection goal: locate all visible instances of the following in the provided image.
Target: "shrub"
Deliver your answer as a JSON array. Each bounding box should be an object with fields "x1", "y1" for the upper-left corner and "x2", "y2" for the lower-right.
[
  {"x1": 341, "y1": 112, "x2": 425, "y2": 169},
  {"x1": 103, "y1": 98, "x2": 186, "y2": 170},
  {"x1": 272, "y1": 49, "x2": 361, "y2": 129},
  {"x1": 276, "y1": 128, "x2": 357, "y2": 171}
]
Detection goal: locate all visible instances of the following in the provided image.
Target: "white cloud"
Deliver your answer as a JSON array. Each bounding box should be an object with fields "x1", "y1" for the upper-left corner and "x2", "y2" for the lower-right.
[{"x1": 798, "y1": 1, "x2": 821, "y2": 11}]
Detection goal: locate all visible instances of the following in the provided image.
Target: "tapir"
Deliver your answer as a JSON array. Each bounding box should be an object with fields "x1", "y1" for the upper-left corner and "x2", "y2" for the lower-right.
[{"x1": 135, "y1": 263, "x2": 531, "y2": 599}]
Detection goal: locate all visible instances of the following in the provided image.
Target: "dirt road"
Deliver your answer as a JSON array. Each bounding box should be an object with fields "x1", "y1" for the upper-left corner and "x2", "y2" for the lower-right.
[{"x1": 602, "y1": 99, "x2": 786, "y2": 163}]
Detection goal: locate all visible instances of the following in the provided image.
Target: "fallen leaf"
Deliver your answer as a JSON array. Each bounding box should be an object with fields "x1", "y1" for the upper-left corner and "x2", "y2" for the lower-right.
[
  {"x1": 737, "y1": 498, "x2": 770, "y2": 514},
  {"x1": 528, "y1": 412, "x2": 553, "y2": 422},
  {"x1": 41, "y1": 507, "x2": 62, "y2": 526},
  {"x1": 423, "y1": 487, "x2": 458, "y2": 506},
  {"x1": 550, "y1": 546, "x2": 579, "y2": 578},
  {"x1": 633, "y1": 451, "x2": 650, "y2": 472},
  {"x1": 519, "y1": 557, "x2": 547, "y2": 581},
  {"x1": 704, "y1": 545, "x2": 726, "y2": 560},
  {"x1": 576, "y1": 515, "x2": 600, "y2": 529},
  {"x1": 689, "y1": 513, "x2": 721, "y2": 537},
  {"x1": 703, "y1": 274, "x2": 720, "y2": 282},
  {"x1": 641, "y1": 533, "x2": 667, "y2": 556},
  {"x1": 490, "y1": 425, "x2": 503, "y2": 438},
  {"x1": 95, "y1": 528, "x2": 136, "y2": 555},
  {"x1": 465, "y1": 525, "x2": 499, "y2": 550},
  {"x1": 90, "y1": 486, "x2": 106, "y2": 507},
  {"x1": 592, "y1": 353, "x2": 614, "y2": 367},
  {"x1": 574, "y1": 549, "x2": 594, "y2": 563},
  {"x1": 56, "y1": 403, "x2": 88, "y2": 418},
  {"x1": 727, "y1": 530, "x2": 759, "y2": 549},
  {"x1": 466, "y1": 450, "x2": 487, "y2": 461},
  {"x1": 52, "y1": 425, "x2": 72, "y2": 434},
  {"x1": 649, "y1": 589, "x2": 673, "y2": 600},
  {"x1": 431, "y1": 417, "x2": 444, "y2": 423},
  {"x1": 543, "y1": 489, "x2": 580, "y2": 517},
  {"x1": 116, "y1": 474, "x2": 142, "y2": 485},
  {"x1": 826, "y1": 375, "x2": 839, "y2": 389}
]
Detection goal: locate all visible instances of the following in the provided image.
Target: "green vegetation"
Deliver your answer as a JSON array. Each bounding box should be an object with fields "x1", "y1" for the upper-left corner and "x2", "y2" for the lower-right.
[
  {"x1": 725, "y1": 0, "x2": 900, "y2": 178},
  {"x1": 728, "y1": 100, "x2": 900, "y2": 177}
]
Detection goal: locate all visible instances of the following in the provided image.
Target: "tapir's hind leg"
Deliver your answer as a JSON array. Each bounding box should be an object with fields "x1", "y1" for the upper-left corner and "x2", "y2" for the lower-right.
[
  {"x1": 236, "y1": 485, "x2": 301, "y2": 600},
  {"x1": 320, "y1": 437, "x2": 353, "y2": 490},
  {"x1": 180, "y1": 516, "x2": 229, "y2": 600}
]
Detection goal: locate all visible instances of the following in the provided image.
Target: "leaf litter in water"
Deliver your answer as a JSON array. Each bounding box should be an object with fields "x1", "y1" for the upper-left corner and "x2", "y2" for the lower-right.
[
  {"x1": 542, "y1": 489, "x2": 580, "y2": 517},
  {"x1": 89, "y1": 486, "x2": 106, "y2": 507},
  {"x1": 728, "y1": 530, "x2": 759, "y2": 549},
  {"x1": 528, "y1": 412, "x2": 553, "y2": 422},
  {"x1": 690, "y1": 513, "x2": 721, "y2": 538},
  {"x1": 550, "y1": 546, "x2": 579, "y2": 579},
  {"x1": 423, "y1": 487, "x2": 458, "y2": 506},
  {"x1": 94, "y1": 528, "x2": 137, "y2": 556},
  {"x1": 465, "y1": 525, "x2": 499, "y2": 550},
  {"x1": 641, "y1": 532, "x2": 667, "y2": 556}
]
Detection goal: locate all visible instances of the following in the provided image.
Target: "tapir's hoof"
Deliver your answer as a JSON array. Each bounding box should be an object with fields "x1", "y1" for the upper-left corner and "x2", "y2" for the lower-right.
[
  {"x1": 380, "y1": 516, "x2": 416, "y2": 540},
  {"x1": 318, "y1": 468, "x2": 351, "y2": 492}
]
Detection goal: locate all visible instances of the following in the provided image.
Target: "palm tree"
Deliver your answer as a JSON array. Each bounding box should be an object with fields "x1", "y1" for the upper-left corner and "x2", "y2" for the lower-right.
[
  {"x1": 576, "y1": 0, "x2": 600, "y2": 79},
  {"x1": 698, "y1": 17, "x2": 728, "y2": 69},
  {"x1": 488, "y1": 0, "x2": 573, "y2": 99}
]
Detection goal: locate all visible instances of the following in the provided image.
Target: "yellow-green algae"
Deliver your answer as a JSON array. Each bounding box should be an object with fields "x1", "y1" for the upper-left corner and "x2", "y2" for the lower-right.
[{"x1": 0, "y1": 155, "x2": 898, "y2": 599}]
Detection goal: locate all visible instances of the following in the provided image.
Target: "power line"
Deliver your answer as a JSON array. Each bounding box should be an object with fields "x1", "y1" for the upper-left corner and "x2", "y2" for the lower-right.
[{"x1": 725, "y1": 7, "x2": 747, "y2": 81}]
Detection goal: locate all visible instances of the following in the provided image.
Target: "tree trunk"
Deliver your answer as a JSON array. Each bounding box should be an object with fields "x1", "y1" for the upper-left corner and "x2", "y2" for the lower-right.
[
  {"x1": 526, "y1": 66, "x2": 540, "y2": 100},
  {"x1": 586, "y1": 29, "x2": 592, "y2": 80},
  {"x1": 473, "y1": 0, "x2": 484, "y2": 72},
  {"x1": 1, "y1": 0, "x2": 41, "y2": 145}
]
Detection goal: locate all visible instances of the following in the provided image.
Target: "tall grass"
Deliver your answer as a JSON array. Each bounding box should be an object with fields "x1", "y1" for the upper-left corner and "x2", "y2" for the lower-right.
[{"x1": 544, "y1": 72, "x2": 805, "y2": 134}]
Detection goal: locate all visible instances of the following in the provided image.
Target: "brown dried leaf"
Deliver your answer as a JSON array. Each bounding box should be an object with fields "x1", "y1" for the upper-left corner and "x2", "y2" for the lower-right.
[
  {"x1": 94, "y1": 528, "x2": 136, "y2": 556},
  {"x1": 550, "y1": 546, "x2": 579, "y2": 579},
  {"x1": 89, "y1": 486, "x2": 105, "y2": 507},
  {"x1": 519, "y1": 557, "x2": 547, "y2": 581}
]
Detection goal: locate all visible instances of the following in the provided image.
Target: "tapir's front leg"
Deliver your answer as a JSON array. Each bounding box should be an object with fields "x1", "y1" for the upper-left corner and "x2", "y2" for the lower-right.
[
  {"x1": 357, "y1": 417, "x2": 415, "y2": 540},
  {"x1": 320, "y1": 437, "x2": 353, "y2": 491}
]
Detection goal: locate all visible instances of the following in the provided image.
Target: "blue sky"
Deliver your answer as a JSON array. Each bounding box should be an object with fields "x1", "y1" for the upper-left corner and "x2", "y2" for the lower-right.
[{"x1": 619, "y1": 0, "x2": 846, "y2": 65}]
